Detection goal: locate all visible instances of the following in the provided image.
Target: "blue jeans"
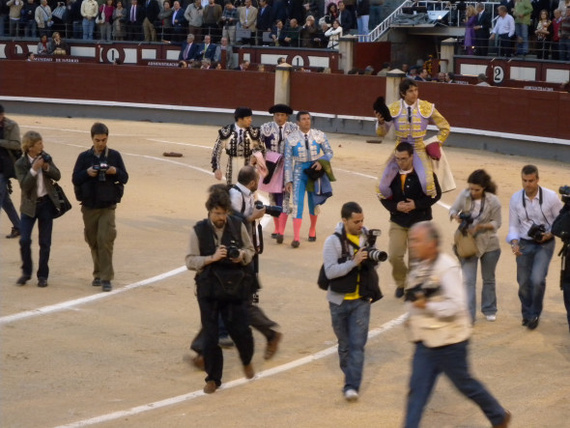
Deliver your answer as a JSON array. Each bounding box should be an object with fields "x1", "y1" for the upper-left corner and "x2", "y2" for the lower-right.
[
  {"x1": 19, "y1": 197, "x2": 55, "y2": 279},
  {"x1": 357, "y1": 15, "x2": 369, "y2": 36},
  {"x1": 329, "y1": 298, "x2": 370, "y2": 392},
  {"x1": 82, "y1": 18, "x2": 94, "y2": 40},
  {"x1": 460, "y1": 249, "x2": 501, "y2": 322},
  {"x1": 405, "y1": 340, "x2": 506, "y2": 428},
  {"x1": 515, "y1": 22, "x2": 528, "y2": 54},
  {"x1": 516, "y1": 238, "x2": 555, "y2": 321},
  {"x1": 0, "y1": 173, "x2": 20, "y2": 231}
]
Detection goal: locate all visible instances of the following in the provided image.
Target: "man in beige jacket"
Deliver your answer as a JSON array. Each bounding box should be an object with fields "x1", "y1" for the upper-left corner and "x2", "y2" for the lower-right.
[{"x1": 403, "y1": 221, "x2": 511, "y2": 428}]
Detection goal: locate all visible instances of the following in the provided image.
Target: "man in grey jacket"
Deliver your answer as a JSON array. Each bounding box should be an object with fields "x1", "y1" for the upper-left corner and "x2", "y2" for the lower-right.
[
  {"x1": 404, "y1": 221, "x2": 511, "y2": 428},
  {"x1": 323, "y1": 201, "x2": 382, "y2": 402}
]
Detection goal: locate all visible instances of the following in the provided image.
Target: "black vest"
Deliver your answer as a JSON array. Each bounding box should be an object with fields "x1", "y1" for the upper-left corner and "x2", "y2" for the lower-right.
[{"x1": 194, "y1": 215, "x2": 244, "y2": 269}]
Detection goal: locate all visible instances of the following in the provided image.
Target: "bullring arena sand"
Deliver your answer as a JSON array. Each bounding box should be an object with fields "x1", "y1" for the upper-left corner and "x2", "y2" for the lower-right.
[{"x1": 1, "y1": 114, "x2": 570, "y2": 428}]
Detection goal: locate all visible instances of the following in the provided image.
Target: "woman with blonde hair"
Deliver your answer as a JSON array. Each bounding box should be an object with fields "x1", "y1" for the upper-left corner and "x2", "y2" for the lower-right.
[
  {"x1": 14, "y1": 131, "x2": 62, "y2": 288},
  {"x1": 464, "y1": 5, "x2": 478, "y2": 55}
]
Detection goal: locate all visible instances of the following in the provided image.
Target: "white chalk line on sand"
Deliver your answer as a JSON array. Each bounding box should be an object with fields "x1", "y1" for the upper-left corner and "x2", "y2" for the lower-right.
[{"x1": 53, "y1": 314, "x2": 408, "y2": 428}]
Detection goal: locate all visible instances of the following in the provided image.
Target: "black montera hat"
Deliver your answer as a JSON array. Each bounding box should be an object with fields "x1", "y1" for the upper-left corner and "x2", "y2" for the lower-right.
[
  {"x1": 372, "y1": 96, "x2": 392, "y2": 122},
  {"x1": 234, "y1": 107, "x2": 253, "y2": 120},
  {"x1": 268, "y1": 104, "x2": 293, "y2": 115}
]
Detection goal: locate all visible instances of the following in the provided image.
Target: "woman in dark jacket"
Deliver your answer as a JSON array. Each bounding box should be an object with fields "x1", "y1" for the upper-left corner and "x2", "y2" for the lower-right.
[{"x1": 14, "y1": 131, "x2": 61, "y2": 287}]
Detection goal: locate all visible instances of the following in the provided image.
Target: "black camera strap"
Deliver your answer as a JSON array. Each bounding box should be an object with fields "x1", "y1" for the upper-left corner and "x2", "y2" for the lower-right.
[{"x1": 521, "y1": 187, "x2": 550, "y2": 226}]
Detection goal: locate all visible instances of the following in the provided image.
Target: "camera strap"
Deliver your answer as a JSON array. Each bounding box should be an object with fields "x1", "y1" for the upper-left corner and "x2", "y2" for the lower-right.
[{"x1": 521, "y1": 187, "x2": 550, "y2": 226}]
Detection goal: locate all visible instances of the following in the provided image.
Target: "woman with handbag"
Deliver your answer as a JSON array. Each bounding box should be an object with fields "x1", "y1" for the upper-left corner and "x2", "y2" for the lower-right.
[
  {"x1": 449, "y1": 169, "x2": 502, "y2": 323},
  {"x1": 14, "y1": 131, "x2": 61, "y2": 288}
]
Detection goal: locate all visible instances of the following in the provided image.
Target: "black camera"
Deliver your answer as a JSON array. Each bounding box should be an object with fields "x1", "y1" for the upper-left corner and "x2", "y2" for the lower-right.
[
  {"x1": 362, "y1": 229, "x2": 388, "y2": 262},
  {"x1": 39, "y1": 151, "x2": 52, "y2": 163},
  {"x1": 404, "y1": 283, "x2": 441, "y2": 302},
  {"x1": 458, "y1": 212, "x2": 473, "y2": 233},
  {"x1": 560, "y1": 185, "x2": 570, "y2": 204},
  {"x1": 93, "y1": 162, "x2": 109, "y2": 182},
  {"x1": 226, "y1": 240, "x2": 241, "y2": 259},
  {"x1": 254, "y1": 200, "x2": 283, "y2": 218},
  {"x1": 528, "y1": 223, "x2": 546, "y2": 242}
]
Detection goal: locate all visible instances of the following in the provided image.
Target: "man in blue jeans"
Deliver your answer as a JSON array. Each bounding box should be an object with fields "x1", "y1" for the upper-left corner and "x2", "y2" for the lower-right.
[
  {"x1": 507, "y1": 164, "x2": 562, "y2": 330},
  {"x1": 404, "y1": 221, "x2": 511, "y2": 428},
  {"x1": 323, "y1": 201, "x2": 382, "y2": 402}
]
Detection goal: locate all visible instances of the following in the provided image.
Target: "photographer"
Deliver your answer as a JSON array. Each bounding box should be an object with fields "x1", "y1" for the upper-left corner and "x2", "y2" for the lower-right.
[
  {"x1": 449, "y1": 170, "x2": 502, "y2": 323},
  {"x1": 185, "y1": 184, "x2": 255, "y2": 394},
  {"x1": 552, "y1": 187, "x2": 570, "y2": 333},
  {"x1": 229, "y1": 166, "x2": 282, "y2": 359},
  {"x1": 14, "y1": 131, "x2": 61, "y2": 288},
  {"x1": 72, "y1": 122, "x2": 129, "y2": 293},
  {"x1": 404, "y1": 222, "x2": 511, "y2": 428},
  {"x1": 507, "y1": 165, "x2": 562, "y2": 330},
  {"x1": 322, "y1": 202, "x2": 382, "y2": 402}
]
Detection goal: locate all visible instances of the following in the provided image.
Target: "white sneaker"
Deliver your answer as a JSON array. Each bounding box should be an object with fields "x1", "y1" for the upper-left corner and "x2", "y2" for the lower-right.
[
  {"x1": 344, "y1": 389, "x2": 359, "y2": 402},
  {"x1": 486, "y1": 315, "x2": 497, "y2": 322}
]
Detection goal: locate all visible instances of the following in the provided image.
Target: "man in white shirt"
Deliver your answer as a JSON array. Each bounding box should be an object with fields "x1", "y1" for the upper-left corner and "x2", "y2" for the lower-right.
[
  {"x1": 507, "y1": 164, "x2": 563, "y2": 330},
  {"x1": 490, "y1": 5, "x2": 515, "y2": 57}
]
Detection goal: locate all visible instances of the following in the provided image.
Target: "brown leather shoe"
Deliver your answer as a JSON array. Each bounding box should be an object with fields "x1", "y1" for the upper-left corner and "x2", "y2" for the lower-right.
[
  {"x1": 203, "y1": 381, "x2": 218, "y2": 394},
  {"x1": 243, "y1": 364, "x2": 254, "y2": 379},
  {"x1": 493, "y1": 410, "x2": 512, "y2": 428},
  {"x1": 264, "y1": 331, "x2": 283, "y2": 360},
  {"x1": 193, "y1": 354, "x2": 205, "y2": 371}
]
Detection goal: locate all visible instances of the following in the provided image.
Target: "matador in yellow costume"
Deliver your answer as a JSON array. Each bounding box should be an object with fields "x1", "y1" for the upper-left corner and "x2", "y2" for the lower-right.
[{"x1": 375, "y1": 79, "x2": 454, "y2": 199}]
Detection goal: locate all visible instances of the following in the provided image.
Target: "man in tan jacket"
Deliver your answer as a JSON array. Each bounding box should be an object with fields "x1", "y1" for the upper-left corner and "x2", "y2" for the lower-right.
[{"x1": 403, "y1": 221, "x2": 511, "y2": 428}]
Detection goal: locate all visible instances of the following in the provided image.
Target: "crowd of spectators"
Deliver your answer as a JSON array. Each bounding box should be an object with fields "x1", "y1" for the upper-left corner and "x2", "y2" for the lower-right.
[
  {"x1": 0, "y1": 0, "x2": 381, "y2": 47},
  {"x1": 460, "y1": 0, "x2": 570, "y2": 60}
]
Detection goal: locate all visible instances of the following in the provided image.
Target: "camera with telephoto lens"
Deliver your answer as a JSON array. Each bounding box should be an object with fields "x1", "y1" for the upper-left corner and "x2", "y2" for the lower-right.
[
  {"x1": 458, "y1": 212, "x2": 474, "y2": 233},
  {"x1": 226, "y1": 240, "x2": 241, "y2": 259},
  {"x1": 362, "y1": 228, "x2": 388, "y2": 262},
  {"x1": 528, "y1": 223, "x2": 546, "y2": 242},
  {"x1": 92, "y1": 162, "x2": 109, "y2": 182},
  {"x1": 39, "y1": 151, "x2": 52, "y2": 163},
  {"x1": 254, "y1": 200, "x2": 283, "y2": 218}
]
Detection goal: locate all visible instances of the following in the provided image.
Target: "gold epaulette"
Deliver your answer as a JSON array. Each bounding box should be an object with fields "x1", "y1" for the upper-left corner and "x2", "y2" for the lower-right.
[
  {"x1": 389, "y1": 101, "x2": 401, "y2": 118},
  {"x1": 418, "y1": 100, "x2": 434, "y2": 118}
]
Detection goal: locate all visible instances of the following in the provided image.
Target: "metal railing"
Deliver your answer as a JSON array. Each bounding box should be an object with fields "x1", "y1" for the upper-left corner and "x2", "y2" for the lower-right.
[{"x1": 360, "y1": 1, "x2": 500, "y2": 42}]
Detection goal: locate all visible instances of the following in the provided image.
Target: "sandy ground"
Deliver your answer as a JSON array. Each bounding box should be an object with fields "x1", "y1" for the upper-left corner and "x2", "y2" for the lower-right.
[{"x1": 1, "y1": 115, "x2": 570, "y2": 428}]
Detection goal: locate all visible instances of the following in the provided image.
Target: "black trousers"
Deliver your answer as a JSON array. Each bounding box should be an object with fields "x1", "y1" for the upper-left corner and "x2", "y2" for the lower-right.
[
  {"x1": 198, "y1": 297, "x2": 254, "y2": 386},
  {"x1": 191, "y1": 296, "x2": 278, "y2": 352}
]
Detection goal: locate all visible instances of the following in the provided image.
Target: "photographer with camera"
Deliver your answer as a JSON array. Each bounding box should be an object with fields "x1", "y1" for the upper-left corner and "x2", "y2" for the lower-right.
[
  {"x1": 449, "y1": 170, "x2": 502, "y2": 323},
  {"x1": 14, "y1": 131, "x2": 61, "y2": 288},
  {"x1": 185, "y1": 184, "x2": 256, "y2": 394},
  {"x1": 552, "y1": 186, "x2": 570, "y2": 333},
  {"x1": 229, "y1": 165, "x2": 283, "y2": 358},
  {"x1": 322, "y1": 202, "x2": 383, "y2": 402},
  {"x1": 72, "y1": 123, "x2": 129, "y2": 293},
  {"x1": 507, "y1": 165, "x2": 562, "y2": 330},
  {"x1": 379, "y1": 142, "x2": 441, "y2": 298},
  {"x1": 404, "y1": 221, "x2": 511, "y2": 428}
]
